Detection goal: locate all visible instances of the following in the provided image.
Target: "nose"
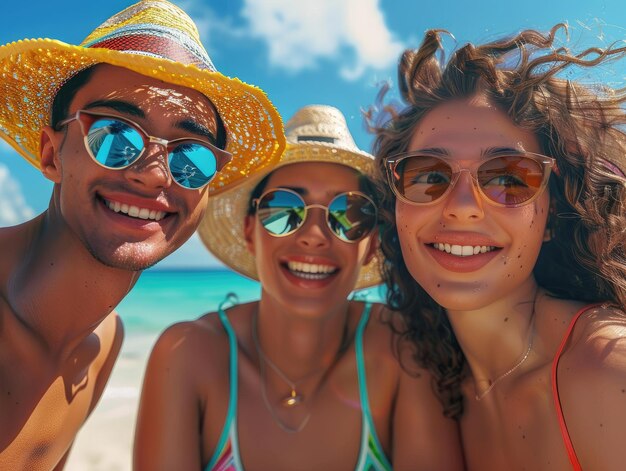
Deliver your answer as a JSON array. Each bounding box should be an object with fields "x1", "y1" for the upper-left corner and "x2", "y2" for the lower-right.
[
  {"x1": 295, "y1": 206, "x2": 331, "y2": 248},
  {"x1": 123, "y1": 142, "x2": 172, "y2": 190},
  {"x1": 442, "y1": 170, "x2": 485, "y2": 221}
]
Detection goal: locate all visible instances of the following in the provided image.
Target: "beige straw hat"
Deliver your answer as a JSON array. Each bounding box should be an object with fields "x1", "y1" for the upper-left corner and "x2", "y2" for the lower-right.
[
  {"x1": 197, "y1": 104, "x2": 382, "y2": 289},
  {"x1": 0, "y1": 0, "x2": 284, "y2": 194}
]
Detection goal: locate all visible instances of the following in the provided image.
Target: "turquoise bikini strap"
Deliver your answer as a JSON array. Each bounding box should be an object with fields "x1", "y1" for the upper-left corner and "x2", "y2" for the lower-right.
[
  {"x1": 354, "y1": 302, "x2": 392, "y2": 470},
  {"x1": 206, "y1": 305, "x2": 239, "y2": 470},
  {"x1": 355, "y1": 302, "x2": 372, "y2": 416}
]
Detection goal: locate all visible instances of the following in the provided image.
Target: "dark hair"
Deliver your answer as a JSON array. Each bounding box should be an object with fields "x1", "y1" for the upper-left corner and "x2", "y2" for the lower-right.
[
  {"x1": 50, "y1": 64, "x2": 227, "y2": 150},
  {"x1": 368, "y1": 25, "x2": 626, "y2": 419},
  {"x1": 247, "y1": 163, "x2": 378, "y2": 215},
  {"x1": 51, "y1": 65, "x2": 98, "y2": 129}
]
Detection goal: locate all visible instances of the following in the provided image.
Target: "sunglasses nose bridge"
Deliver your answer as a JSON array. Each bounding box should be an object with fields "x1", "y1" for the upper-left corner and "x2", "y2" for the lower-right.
[
  {"x1": 295, "y1": 203, "x2": 332, "y2": 244},
  {"x1": 124, "y1": 136, "x2": 173, "y2": 189},
  {"x1": 442, "y1": 167, "x2": 485, "y2": 219},
  {"x1": 301, "y1": 203, "x2": 330, "y2": 228},
  {"x1": 145, "y1": 135, "x2": 170, "y2": 155}
]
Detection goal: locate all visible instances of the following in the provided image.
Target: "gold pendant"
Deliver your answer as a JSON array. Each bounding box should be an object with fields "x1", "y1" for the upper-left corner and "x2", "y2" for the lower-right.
[{"x1": 281, "y1": 389, "x2": 303, "y2": 407}]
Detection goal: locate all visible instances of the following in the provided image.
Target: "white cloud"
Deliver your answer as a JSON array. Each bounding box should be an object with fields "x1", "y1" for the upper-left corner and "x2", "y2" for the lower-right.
[
  {"x1": 178, "y1": 0, "x2": 403, "y2": 80},
  {"x1": 0, "y1": 164, "x2": 35, "y2": 227},
  {"x1": 235, "y1": 0, "x2": 404, "y2": 80}
]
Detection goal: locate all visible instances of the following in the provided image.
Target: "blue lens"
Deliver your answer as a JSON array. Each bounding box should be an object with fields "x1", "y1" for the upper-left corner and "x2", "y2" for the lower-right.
[
  {"x1": 257, "y1": 190, "x2": 305, "y2": 235},
  {"x1": 328, "y1": 193, "x2": 377, "y2": 241},
  {"x1": 169, "y1": 143, "x2": 218, "y2": 189},
  {"x1": 87, "y1": 118, "x2": 144, "y2": 168}
]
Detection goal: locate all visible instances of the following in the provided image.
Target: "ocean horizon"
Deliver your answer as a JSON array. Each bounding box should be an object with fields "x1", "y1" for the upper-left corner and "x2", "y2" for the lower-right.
[{"x1": 118, "y1": 267, "x2": 386, "y2": 335}]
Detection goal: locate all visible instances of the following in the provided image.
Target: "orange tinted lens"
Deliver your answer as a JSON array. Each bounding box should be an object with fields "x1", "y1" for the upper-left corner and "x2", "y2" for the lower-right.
[
  {"x1": 396, "y1": 156, "x2": 453, "y2": 203},
  {"x1": 477, "y1": 156, "x2": 544, "y2": 206}
]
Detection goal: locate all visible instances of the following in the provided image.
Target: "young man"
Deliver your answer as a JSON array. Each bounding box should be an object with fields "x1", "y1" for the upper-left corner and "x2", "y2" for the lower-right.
[{"x1": 0, "y1": 1, "x2": 284, "y2": 469}]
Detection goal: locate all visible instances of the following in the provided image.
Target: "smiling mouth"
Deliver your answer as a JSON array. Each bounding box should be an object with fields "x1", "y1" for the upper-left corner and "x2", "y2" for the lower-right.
[
  {"x1": 284, "y1": 261, "x2": 339, "y2": 280},
  {"x1": 430, "y1": 243, "x2": 499, "y2": 257},
  {"x1": 102, "y1": 197, "x2": 168, "y2": 222}
]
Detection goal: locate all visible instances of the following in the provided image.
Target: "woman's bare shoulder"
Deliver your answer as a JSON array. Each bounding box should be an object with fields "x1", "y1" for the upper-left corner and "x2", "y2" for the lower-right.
[
  {"x1": 553, "y1": 304, "x2": 626, "y2": 468},
  {"x1": 565, "y1": 303, "x2": 626, "y2": 374}
]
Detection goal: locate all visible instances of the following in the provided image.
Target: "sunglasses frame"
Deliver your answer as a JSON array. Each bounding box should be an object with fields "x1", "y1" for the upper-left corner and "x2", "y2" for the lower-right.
[
  {"x1": 57, "y1": 110, "x2": 232, "y2": 190},
  {"x1": 252, "y1": 188, "x2": 378, "y2": 243},
  {"x1": 385, "y1": 151, "x2": 556, "y2": 208}
]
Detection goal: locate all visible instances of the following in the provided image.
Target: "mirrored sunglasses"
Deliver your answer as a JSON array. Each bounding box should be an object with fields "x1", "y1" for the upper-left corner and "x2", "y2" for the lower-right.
[
  {"x1": 58, "y1": 110, "x2": 232, "y2": 189},
  {"x1": 385, "y1": 152, "x2": 555, "y2": 207},
  {"x1": 253, "y1": 188, "x2": 378, "y2": 243}
]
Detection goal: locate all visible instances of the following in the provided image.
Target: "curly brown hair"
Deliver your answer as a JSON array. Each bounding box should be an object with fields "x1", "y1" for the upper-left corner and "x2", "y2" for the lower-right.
[{"x1": 368, "y1": 25, "x2": 626, "y2": 419}]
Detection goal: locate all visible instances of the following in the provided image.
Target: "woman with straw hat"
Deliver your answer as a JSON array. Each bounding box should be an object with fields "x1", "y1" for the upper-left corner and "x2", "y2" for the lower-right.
[{"x1": 134, "y1": 105, "x2": 464, "y2": 470}]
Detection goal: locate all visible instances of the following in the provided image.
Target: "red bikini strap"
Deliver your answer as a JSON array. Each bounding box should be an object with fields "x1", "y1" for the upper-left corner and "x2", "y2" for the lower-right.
[{"x1": 551, "y1": 303, "x2": 603, "y2": 471}]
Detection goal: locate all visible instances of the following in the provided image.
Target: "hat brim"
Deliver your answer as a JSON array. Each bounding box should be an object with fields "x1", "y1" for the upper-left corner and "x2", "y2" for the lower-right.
[
  {"x1": 0, "y1": 39, "x2": 285, "y2": 194},
  {"x1": 197, "y1": 144, "x2": 383, "y2": 289}
]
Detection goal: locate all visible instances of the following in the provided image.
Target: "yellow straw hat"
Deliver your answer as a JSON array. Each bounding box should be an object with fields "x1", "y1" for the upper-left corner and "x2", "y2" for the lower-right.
[
  {"x1": 0, "y1": 0, "x2": 285, "y2": 194},
  {"x1": 198, "y1": 104, "x2": 382, "y2": 289}
]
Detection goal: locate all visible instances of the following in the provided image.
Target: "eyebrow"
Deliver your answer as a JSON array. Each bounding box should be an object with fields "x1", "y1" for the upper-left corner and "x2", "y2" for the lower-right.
[
  {"x1": 83, "y1": 99, "x2": 145, "y2": 118},
  {"x1": 83, "y1": 99, "x2": 217, "y2": 144},
  {"x1": 281, "y1": 186, "x2": 307, "y2": 196},
  {"x1": 482, "y1": 146, "x2": 527, "y2": 156},
  {"x1": 177, "y1": 120, "x2": 217, "y2": 146},
  {"x1": 413, "y1": 146, "x2": 527, "y2": 157},
  {"x1": 276, "y1": 186, "x2": 346, "y2": 199},
  {"x1": 412, "y1": 147, "x2": 450, "y2": 156}
]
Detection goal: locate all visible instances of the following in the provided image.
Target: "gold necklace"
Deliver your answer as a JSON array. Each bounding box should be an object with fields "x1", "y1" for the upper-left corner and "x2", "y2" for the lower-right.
[
  {"x1": 474, "y1": 304, "x2": 537, "y2": 401},
  {"x1": 252, "y1": 309, "x2": 349, "y2": 432}
]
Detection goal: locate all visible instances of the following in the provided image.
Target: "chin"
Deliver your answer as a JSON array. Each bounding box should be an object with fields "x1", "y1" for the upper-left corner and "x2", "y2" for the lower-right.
[
  {"x1": 423, "y1": 280, "x2": 502, "y2": 312},
  {"x1": 86, "y1": 242, "x2": 169, "y2": 272}
]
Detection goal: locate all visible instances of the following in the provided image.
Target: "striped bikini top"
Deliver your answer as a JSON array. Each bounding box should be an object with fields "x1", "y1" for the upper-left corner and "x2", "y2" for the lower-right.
[{"x1": 206, "y1": 301, "x2": 392, "y2": 471}]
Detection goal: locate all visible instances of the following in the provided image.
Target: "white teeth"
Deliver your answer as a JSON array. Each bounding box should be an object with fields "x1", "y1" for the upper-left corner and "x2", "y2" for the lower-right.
[
  {"x1": 286, "y1": 261, "x2": 338, "y2": 279},
  {"x1": 104, "y1": 199, "x2": 166, "y2": 221},
  {"x1": 433, "y1": 243, "x2": 496, "y2": 257}
]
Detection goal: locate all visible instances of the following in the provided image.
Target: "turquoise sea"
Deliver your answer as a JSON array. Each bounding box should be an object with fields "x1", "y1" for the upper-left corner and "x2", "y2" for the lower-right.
[{"x1": 117, "y1": 268, "x2": 386, "y2": 336}]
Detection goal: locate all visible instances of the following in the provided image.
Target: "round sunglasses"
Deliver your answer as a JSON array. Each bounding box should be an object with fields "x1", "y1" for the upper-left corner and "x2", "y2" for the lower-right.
[
  {"x1": 385, "y1": 152, "x2": 555, "y2": 207},
  {"x1": 57, "y1": 110, "x2": 232, "y2": 189},
  {"x1": 252, "y1": 188, "x2": 378, "y2": 243}
]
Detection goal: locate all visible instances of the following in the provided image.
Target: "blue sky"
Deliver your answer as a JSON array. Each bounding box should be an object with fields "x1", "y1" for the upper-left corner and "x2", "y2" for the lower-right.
[{"x1": 1, "y1": 0, "x2": 624, "y2": 268}]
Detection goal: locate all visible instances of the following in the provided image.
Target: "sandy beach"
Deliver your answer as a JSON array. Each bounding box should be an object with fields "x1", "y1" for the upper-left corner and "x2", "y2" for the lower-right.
[{"x1": 65, "y1": 334, "x2": 157, "y2": 471}]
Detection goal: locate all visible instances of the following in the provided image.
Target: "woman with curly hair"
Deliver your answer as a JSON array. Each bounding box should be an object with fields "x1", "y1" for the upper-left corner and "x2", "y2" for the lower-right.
[{"x1": 371, "y1": 25, "x2": 626, "y2": 470}]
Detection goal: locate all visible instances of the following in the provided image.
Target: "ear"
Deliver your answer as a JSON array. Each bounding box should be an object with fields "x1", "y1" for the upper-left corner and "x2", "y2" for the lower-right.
[
  {"x1": 243, "y1": 214, "x2": 256, "y2": 256},
  {"x1": 40, "y1": 125, "x2": 63, "y2": 183},
  {"x1": 363, "y1": 232, "x2": 379, "y2": 266}
]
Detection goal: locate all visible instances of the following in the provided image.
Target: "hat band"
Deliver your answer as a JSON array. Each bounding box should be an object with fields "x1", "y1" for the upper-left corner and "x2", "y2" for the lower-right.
[{"x1": 89, "y1": 34, "x2": 212, "y2": 69}]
